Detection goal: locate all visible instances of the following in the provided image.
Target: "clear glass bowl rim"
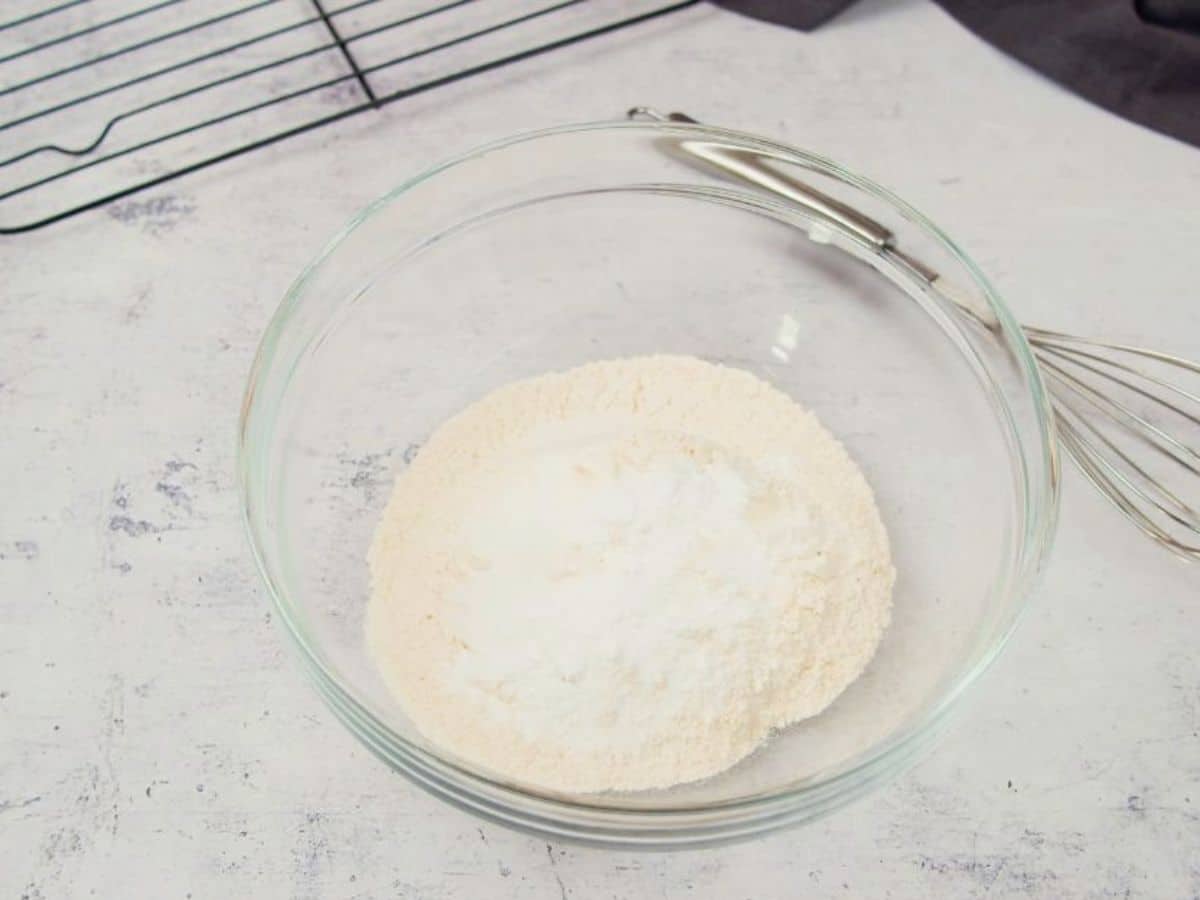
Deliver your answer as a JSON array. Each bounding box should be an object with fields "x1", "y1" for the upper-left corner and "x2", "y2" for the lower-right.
[{"x1": 238, "y1": 118, "x2": 1060, "y2": 847}]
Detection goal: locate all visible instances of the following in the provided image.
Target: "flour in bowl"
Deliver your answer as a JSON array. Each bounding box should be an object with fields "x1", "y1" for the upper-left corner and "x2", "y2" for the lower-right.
[{"x1": 367, "y1": 355, "x2": 894, "y2": 793}]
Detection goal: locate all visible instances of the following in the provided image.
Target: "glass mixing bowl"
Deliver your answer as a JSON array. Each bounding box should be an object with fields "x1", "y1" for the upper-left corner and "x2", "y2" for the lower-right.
[{"x1": 238, "y1": 119, "x2": 1058, "y2": 848}]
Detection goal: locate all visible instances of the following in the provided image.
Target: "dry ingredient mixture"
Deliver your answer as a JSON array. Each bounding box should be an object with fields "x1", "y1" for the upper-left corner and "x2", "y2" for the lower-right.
[{"x1": 367, "y1": 355, "x2": 894, "y2": 793}]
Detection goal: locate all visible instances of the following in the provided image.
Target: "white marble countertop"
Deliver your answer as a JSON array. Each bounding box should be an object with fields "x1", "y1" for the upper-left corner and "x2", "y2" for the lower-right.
[{"x1": 3, "y1": 1, "x2": 1198, "y2": 896}]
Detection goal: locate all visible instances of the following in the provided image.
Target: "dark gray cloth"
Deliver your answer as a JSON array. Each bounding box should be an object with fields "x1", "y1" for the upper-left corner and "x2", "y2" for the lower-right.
[{"x1": 712, "y1": 0, "x2": 1200, "y2": 148}]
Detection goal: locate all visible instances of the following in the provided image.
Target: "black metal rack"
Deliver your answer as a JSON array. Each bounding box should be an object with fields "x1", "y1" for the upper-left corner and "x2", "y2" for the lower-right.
[{"x1": 0, "y1": 0, "x2": 697, "y2": 234}]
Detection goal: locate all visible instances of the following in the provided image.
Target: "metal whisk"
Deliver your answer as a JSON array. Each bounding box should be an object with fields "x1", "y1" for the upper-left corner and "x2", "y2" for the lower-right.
[
  {"x1": 1023, "y1": 328, "x2": 1200, "y2": 560},
  {"x1": 630, "y1": 108, "x2": 1200, "y2": 561}
]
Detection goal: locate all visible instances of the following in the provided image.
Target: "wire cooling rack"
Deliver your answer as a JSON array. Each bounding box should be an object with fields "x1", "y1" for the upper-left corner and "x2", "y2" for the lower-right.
[{"x1": 0, "y1": 0, "x2": 697, "y2": 234}]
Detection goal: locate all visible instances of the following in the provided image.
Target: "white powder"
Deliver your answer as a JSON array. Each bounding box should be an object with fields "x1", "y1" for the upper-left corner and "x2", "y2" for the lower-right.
[{"x1": 367, "y1": 355, "x2": 894, "y2": 793}]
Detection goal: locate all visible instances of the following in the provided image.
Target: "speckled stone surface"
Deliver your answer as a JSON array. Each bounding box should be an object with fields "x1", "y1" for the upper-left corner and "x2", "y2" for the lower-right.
[{"x1": 2, "y1": 1, "x2": 1198, "y2": 897}]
